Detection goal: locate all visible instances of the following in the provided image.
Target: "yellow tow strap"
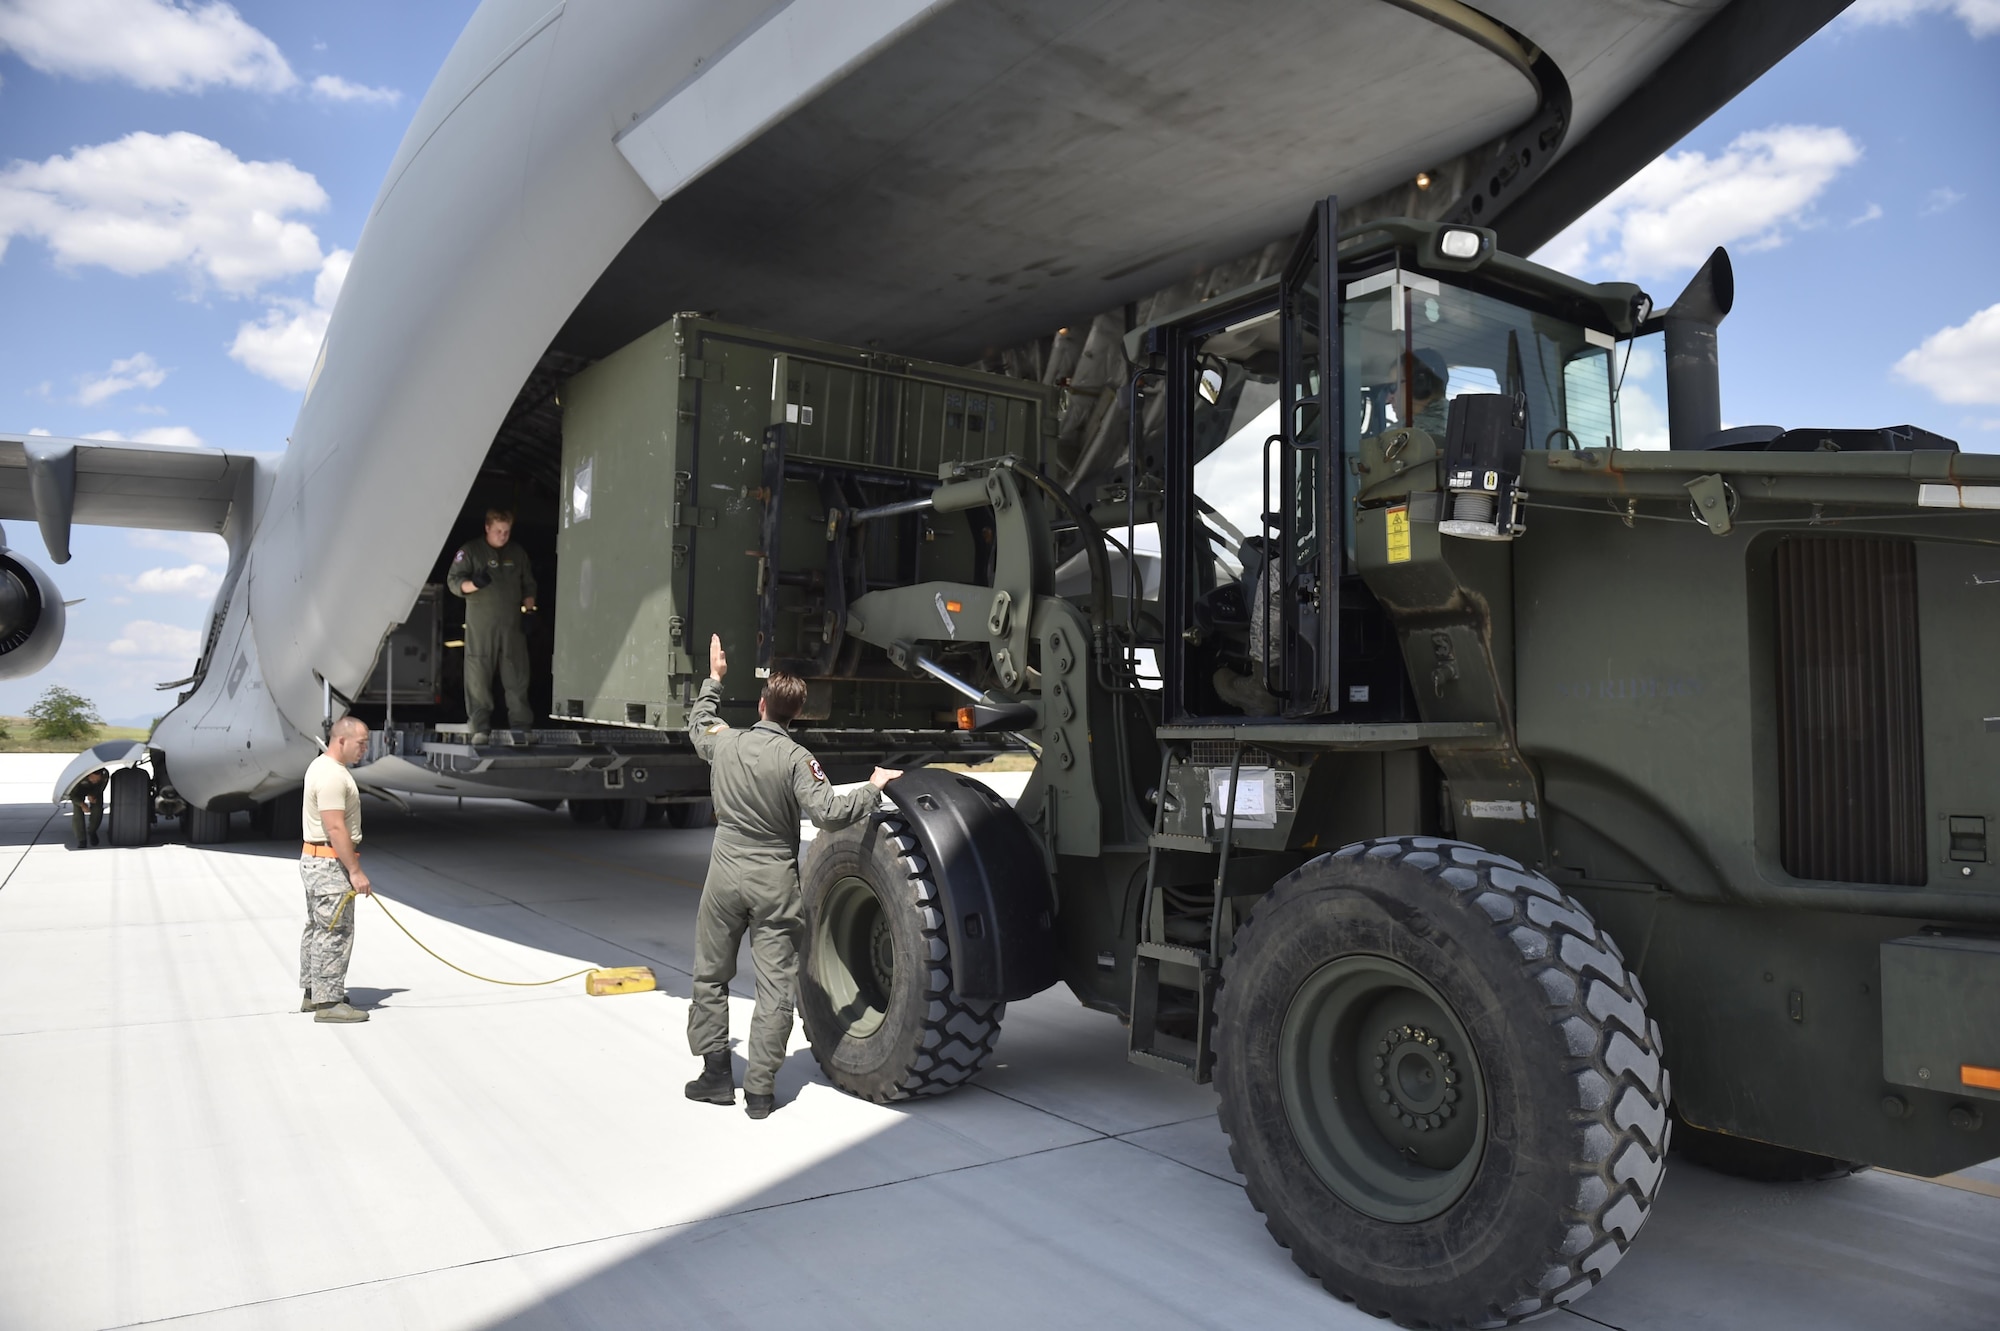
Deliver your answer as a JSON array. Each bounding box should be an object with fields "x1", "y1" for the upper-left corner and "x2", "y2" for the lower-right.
[{"x1": 326, "y1": 889, "x2": 654, "y2": 995}]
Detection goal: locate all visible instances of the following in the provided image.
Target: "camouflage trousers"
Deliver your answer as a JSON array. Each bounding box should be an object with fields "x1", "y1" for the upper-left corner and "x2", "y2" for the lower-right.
[
  {"x1": 299, "y1": 856, "x2": 356, "y2": 1005},
  {"x1": 70, "y1": 800, "x2": 102, "y2": 847}
]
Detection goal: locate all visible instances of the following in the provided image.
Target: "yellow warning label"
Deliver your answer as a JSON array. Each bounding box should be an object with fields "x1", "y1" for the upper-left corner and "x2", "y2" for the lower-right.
[{"x1": 1386, "y1": 505, "x2": 1412, "y2": 563}]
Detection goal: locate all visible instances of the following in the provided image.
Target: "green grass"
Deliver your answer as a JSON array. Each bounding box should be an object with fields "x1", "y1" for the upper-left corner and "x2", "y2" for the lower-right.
[{"x1": 0, "y1": 719, "x2": 150, "y2": 754}]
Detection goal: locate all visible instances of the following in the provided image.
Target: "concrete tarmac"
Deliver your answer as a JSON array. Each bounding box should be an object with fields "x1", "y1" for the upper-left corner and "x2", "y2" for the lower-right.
[{"x1": 1, "y1": 754, "x2": 1995, "y2": 1330}]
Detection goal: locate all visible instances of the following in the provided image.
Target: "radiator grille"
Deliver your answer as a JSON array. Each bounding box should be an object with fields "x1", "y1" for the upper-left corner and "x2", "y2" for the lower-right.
[
  {"x1": 1774, "y1": 537, "x2": 1926, "y2": 885},
  {"x1": 1188, "y1": 741, "x2": 1274, "y2": 767}
]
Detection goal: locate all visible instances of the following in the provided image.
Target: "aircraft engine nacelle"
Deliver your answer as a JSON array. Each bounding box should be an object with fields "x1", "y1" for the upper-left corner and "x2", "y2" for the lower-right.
[{"x1": 0, "y1": 547, "x2": 66, "y2": 680}]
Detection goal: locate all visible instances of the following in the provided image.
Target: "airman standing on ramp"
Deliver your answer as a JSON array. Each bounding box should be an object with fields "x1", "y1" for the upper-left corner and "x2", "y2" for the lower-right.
[{"x1": 448, "y1": 508, "x2": 538, "y2": 742}]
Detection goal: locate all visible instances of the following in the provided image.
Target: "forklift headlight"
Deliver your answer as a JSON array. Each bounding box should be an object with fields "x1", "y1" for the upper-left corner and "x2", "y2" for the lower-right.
[{"x1": 1438, "y1": 228, "x2": 1483, "y2": 260}]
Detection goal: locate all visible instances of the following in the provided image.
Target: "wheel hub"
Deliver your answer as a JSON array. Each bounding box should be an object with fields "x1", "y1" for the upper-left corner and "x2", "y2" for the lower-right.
[
  {"x1": 1277, "y1": 954, "x2": 1488, "y2": 1222},
  {"x1": 1374, "y1": 1023, "x2": 1461, "y2": 1130},
  {"x1": 814, "y1": 875, "x2": 894, "y2": 1040},
  {"x1": 869, "y1": 912, "x2": 895, "y2": 996}
]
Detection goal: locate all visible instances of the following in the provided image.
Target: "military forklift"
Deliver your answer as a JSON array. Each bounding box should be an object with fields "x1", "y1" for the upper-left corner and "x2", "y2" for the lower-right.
[{"x1": 553, "y1": 200, "x2": 2000, "y2": 1327}]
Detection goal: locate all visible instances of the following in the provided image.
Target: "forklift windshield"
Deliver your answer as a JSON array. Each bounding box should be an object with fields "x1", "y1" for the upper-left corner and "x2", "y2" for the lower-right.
[
  {"x1": 1164, "y1": 205, "x2": 1634, "y2": 724},
  {"x1": 1341, "y1": 269, "x2": 1619, "y2": 461}
]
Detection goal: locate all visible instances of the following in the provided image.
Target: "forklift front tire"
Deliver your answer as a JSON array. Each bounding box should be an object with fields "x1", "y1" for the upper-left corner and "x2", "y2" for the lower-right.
[
  {"x1": 1215, "y1": 837, "x2": 1671, "y2": 1327},
  {"x1": 799, "y1": 813, "x2": 1004, "y2": 1101}
]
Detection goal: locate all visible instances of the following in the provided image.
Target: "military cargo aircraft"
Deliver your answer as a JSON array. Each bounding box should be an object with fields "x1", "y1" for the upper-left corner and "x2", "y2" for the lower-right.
[{"x1": 1, "y1": 0, "x2": 1847, "y2": 831}]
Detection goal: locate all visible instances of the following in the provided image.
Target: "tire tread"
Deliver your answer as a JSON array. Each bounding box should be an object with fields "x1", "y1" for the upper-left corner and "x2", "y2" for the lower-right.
[
  {"x1": 1214, "y1": 836, "x2": 1672, "y2": 1329},
  {"x1": 812, "y1": 813, "x2": 1004, "y2": 1102}
]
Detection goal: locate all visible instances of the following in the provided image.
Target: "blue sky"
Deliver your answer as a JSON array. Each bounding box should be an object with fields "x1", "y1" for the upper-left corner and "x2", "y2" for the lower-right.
[{"x1": 0, "y1": 0, "x2": 1995, "y2": 723}]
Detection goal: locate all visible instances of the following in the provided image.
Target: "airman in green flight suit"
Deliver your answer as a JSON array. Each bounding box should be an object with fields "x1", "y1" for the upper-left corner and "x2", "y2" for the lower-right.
[
  {"x1": 682, "y1": 634, "x2": 901, "y2": 1119},
  {"x1": 447, "y1": 508, "x2": 537, "y2": 742}
]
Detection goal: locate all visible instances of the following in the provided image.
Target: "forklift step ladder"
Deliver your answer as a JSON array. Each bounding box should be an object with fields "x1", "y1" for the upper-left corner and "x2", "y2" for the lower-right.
[{"x1": 1128, "y1": 741, "x2": 1245, "y2": 1082}]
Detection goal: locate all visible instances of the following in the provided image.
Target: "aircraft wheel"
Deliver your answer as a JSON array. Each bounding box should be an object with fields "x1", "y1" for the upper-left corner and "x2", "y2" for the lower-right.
[
  {"x1": 106, "y1": 767, "x2": 153, "y2": 847},
  {"x1": 666, "y1": 799, "x2": 713, "y2": 829},
  {"x1": 1215, "y1": 837, "x2": 1671, "y2": 1327},
  {"x1": 259, "y1": 794, "x2": 303, "y2": 842},
  {"x1": 798, "y1": 813, "x2": 1003, "y2": 1101},
  {"x1": 602, "y1": 797, "x2": 648, "y2": 830},
  {"x1": 183, "y1": 804, "x2": 230, "y2": 845},
  {"x1": 567, "y1": 799, "x2": 606, "y2": 826}
]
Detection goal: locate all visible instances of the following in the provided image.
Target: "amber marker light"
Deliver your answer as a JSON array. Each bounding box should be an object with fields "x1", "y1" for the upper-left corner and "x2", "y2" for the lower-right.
[
  {"x1": 1963, "y1": 1064, "x2": 2000, "y2": 1091},
  {"x1": 957, "y1": 706, "x2": 976, "y2": 731},
  {"x1": 945, "y1": 600, "x2": 962, "y2": 613}
]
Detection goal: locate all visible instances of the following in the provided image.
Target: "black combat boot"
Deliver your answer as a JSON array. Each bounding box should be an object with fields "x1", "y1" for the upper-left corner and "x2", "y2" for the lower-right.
[
  {"x1": 744, "y1": 1092, "x2": 775, "y2": 1120},
  {"x1": 684, "y1": 1051, "x2": 735, "y2": 1105}
]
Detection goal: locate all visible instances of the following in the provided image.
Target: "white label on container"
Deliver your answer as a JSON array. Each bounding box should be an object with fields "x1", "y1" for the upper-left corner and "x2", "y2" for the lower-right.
[{"x1": 571, "y1": 458, "x2": 593, "y2": 523}]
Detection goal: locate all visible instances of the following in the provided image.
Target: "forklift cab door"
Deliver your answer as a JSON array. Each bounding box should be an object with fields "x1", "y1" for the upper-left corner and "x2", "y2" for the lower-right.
[{"x1": 1163, "y1": 198, "x2": 1342, "y2": 723}]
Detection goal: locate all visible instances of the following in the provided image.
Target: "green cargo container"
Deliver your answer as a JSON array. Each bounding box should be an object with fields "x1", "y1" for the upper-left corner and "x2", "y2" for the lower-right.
[{"x1": 553, "y1": 315, "x2": 1063, "y2": 739}]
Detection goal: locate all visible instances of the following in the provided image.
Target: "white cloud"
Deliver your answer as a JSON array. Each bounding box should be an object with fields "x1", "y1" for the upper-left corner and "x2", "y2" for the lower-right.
[
  {"x1": 120, "y1": 562, "x2": 222, "y2": 597},
  {"x1": 75, "y1": 351, "x2": 167, "y2": 406},
  {"x1": 1534, "y1": 125, "x2": 1862, "y2": 281},
  {"x1": 1848, "y1": 0, "x2": 2000, "y2": 38},
  {"x1": 1848, "y1": 202, "x2": 1883, "y2": 227},
  {"x1": 1893, "y1": 303, "x2": 2000, "y2": 405},
  {"x1": 0, "y1": 0, "x2": 296, "y2": 93},
  {"x1": 26, "y1": 426, "x2": 50, "y2": 435},
  {"x1": 84, "y1": 425, "x2": 205, "y2": 447},
  {"x1": 310, "y1": 74, "x2": 398, "y2": 105},
  {"x1": 129, "y1": 529, "x2": 226, "y2": 561},
  {"x1": 229, "y1": 247, "x2": 347, "y2": 389},
  {"x1": 108, "y1": 619, "x2": 201, "y2": 658},
  {"x1": 1921, "y1": 186, "x2": 1965, "y2": 215},
  {"x1": 0, "y1": 130, "x2": 326, "y2": 295}
]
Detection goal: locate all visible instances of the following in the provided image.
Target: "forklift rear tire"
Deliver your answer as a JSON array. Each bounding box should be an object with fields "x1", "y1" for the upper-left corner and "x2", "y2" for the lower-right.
[
  {"x1": 183, "y1": 804, "x2": 229, "y2": 845},
  {"x1": 1215, "y1": 837, "x2": 1671, "y2": 1328},
  {"x1": 567, "y1": 799, "x2": 605, "y2": 826},
  {"x1": 1670, "y1": 1113, "x2": 1864, "y2": 1182},
  {"x1": 798, "y1": 814, "x2": 1004, "y2": 1101},
  {"x1": 602, "y1": 797, "x2": 648, "y2": 830},
  {"x1": 107, "y1": 767, "x2": 152, "y2": 847},
  {"x1": 641, "y1": 801, "x2": 668, "y2": 828}
]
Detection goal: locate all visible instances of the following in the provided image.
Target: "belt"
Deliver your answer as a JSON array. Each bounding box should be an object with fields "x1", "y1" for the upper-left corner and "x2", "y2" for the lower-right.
[{"x1": 302, "y1": 842, "x2": 341, "y2": 859}]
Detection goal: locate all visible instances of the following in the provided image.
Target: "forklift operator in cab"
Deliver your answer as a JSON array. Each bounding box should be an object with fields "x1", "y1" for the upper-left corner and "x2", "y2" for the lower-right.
[
  {"x1": 448, "y1": 508, "x2": 538, "y2": 743},
  {"x1": 1407, "y1": 348, "x2": 1449, "y2": 434}
]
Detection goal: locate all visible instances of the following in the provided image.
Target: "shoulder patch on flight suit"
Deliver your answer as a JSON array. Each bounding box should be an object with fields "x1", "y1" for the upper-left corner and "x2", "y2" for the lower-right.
[{"x1": 807, "y1": 757, "x2": 827, "y2": 783}]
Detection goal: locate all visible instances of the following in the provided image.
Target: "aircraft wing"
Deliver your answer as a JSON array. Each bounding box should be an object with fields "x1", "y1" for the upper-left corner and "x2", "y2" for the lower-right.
[{"x1": 0, "y1": 433, "x2": 268, "y2": 563}]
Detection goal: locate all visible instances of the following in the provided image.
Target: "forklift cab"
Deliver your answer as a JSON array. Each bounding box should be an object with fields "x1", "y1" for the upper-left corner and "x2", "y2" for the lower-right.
[{"x1": 1144, "y1": 200, "x2": 1640, "y2": 728}]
